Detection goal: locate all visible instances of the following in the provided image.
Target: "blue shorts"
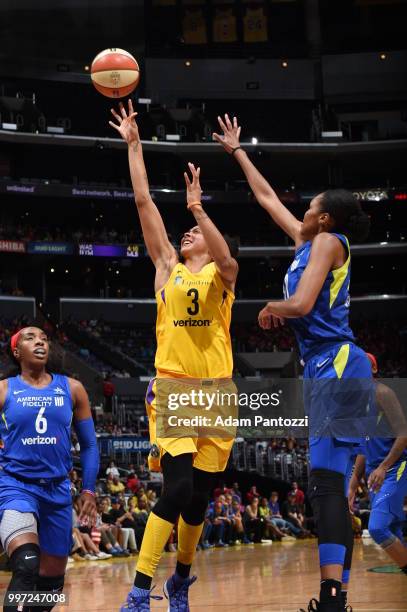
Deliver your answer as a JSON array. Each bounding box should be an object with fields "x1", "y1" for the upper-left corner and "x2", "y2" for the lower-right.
[
  {"x1": 304, "y1": 342, "x2": 373, "y2": 474},
  {"x1": 0, "y1": 471, "x2": 72, "y2": 557},
  {"x1": 369, "y1": 461, "x2": 407, "y2": 540}
]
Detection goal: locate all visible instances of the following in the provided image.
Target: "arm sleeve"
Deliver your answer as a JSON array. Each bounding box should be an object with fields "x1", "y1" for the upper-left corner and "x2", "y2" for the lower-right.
[{"x1": 74, "y1": 417, "x2": 100, "y2": 493}]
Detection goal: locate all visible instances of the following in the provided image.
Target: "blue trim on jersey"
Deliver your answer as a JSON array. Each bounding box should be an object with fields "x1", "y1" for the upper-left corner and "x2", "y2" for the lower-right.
[{"x1": 0, "y1": 374, "x2": 73, "y2": 480}]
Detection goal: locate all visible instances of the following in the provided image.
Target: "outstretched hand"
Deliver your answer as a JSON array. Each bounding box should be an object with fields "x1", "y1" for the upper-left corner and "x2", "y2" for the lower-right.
[
  {"x1": 213, "y1": 114, "x2": 241, "y2": 154},
  {"x1": 184, "y1": 162, "x2": 203, "y2": 209},
  {"x1": 109, "y1": 99, "x2": 140, "y2": 146}
]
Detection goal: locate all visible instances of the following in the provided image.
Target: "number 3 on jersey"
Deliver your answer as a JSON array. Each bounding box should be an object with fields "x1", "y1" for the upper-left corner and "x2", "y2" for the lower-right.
[
  {"x1": 35, "y1": 406, "x2": 48, "y2": 434},
  {"x1": 187, "y1": 288, "x2": 200, "y2": 315}
]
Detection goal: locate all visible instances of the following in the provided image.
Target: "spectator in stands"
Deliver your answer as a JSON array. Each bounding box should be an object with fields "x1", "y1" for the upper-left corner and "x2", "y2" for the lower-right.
[
  {"x1": 137, "y1": 460, "x2": 150, "y2": 481},
  {"x1": 206, "y1": 501, "x2": 231, "y2": 547},
  {"x1": 103, "y1": 375, "x2": 115, "y2": 412},
  {"x1": 258, "y1": 497, "x2": 287, "y2": 540},
  {"x1": 290, "y1": 481, "x2": 305, "y2": 508},
  {"x1": 226, "y1": 499, "x2": 250, "y2": 544},
  {"x1": 126, "y1": 471, "x2": 140, "y2": 494},
  {"x1": 96, "y1": 502, "x2": 134, "y2": 556},
  {"x1": 269, "y1": 491, "x2": 303, "y2": 537},
  {"x1": 146, "y1": 490, "x2": 157, "y2": 510},
  {"x1": 243, "y1": 497, "x2": 263, "y2": 543},
  {"x1": 108, "y1": 475, "x2": 125, "y2": 495},
  {"x1": 246, "y1": 485, "x2": 260, "y2": 504},
  {"x1": 213, "y1": 480, "x2": 231, "y2": 500},
  {"x1": 282, "y1": 493, "x2": 310, "y2": 537},
  {"x1": 72, "y1": 498, "x2": 111, "y2": 560},
  {"x1": 131, "y1": 499, "x2": 150, "y2": 549},
  {"x1": 106, "y1": 460, "x2": 120, "y2": 478},
  {"x1": 69, "y1": 469, "x2": 81, "y2": 495},
  {"x1": 231, "y1": 482, "x2": 242, "y2": 504}
]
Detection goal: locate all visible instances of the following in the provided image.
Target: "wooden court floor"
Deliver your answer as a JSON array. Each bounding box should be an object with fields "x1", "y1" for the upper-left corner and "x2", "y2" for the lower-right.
[{"x1": 1, "y1": 539, "x2": 406, "y2": 611}]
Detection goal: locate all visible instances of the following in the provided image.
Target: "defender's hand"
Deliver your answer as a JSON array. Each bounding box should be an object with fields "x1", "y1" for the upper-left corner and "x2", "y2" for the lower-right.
[
  {"x1": 109, "y1": 99, "x2": 140, "y2": 146},
  {"x1": 213, "y1": 114, "x2": 241, "y2": 154}
]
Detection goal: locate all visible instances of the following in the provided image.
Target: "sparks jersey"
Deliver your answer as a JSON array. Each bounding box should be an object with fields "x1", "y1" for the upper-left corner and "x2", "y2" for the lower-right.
[
  {"x1": 155, "y1": 262, "x2": 234, "y2": 378},
  {"x1": 283, "y1": 233, "x2": 354, "y2": 361},
  {"x1": 0, "y1": 374, "x2": 73, "y2": 480}
]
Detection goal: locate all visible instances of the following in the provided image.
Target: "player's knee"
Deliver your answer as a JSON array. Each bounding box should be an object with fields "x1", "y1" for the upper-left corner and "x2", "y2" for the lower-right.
[
  {"x1": 169, "y1": 476, "x2": 194, "y2": 509},
  {"x1": 182, "y1": 490, "x2": 210, "y2": 524},
  {"x1": 9, "y1": 543, "x2": 40, "y2": 587},
  {"x1": 308, "y1": 468, "x2": 345, "y2": 502},
  {"x1": 368, "y1": 516, "x2": 396, "y2": 548}
]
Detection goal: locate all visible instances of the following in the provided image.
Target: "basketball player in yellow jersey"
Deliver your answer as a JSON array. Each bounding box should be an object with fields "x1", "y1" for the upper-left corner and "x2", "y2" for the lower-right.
[{"x1": 110, "y1": 100, "x2": 238, "y2": 612}]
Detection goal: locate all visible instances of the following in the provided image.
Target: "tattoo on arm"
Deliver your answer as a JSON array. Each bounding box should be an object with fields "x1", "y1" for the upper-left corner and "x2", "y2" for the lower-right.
[{"x1": 132, "y1": 141, "x2": 140, "y2": 153}]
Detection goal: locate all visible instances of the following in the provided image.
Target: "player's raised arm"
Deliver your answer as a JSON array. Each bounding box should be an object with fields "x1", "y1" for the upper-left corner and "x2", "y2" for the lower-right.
[
  {"x1": 184, "y1": 162, "x2": 238, "y2": 290},
  {"x1": 213, "y1": 114, "x2": 303, "y2": 247},
  {"x1": 109, "y1": 100, "x2": 178, "y2": 277}
]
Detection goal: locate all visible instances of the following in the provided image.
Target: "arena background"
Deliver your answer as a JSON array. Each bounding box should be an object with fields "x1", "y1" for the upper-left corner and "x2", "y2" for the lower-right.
[{"x1": 0, "y1": 1, "x2": 407, "y2": 610}]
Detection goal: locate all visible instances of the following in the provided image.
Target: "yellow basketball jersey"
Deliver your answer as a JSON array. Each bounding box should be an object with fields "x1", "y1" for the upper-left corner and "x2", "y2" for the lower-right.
[
  {"x1": 155, "y1": 262, "x2": 234, "y2": 379},
  {"x1": 243, "y1": 7, "x2": 268, "y2": 43},
  {"x1": 213, "y1": 8, "x2": 237, "y2": 43},
  {"x1": 182, "y1": 8, "x2": 207, "y2": 44}
]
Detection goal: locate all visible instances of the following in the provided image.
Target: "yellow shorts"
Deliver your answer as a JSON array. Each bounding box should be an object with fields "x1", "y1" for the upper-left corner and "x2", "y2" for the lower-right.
[{"x1": 145, "y1": 377, "x2": 237, "y2": 473}]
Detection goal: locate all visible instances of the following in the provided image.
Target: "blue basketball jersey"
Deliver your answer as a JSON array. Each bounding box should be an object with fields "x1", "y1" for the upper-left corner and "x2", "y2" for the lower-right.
[
  {"x1": 283, "y1": 232, "x2": 354, "y2": 361},
  {"x1": 0, "y1": 374, "x2": 73, "y2": 480},
  {"x1": 365, "y1": 394, "x2": 407, "y2": 474}
]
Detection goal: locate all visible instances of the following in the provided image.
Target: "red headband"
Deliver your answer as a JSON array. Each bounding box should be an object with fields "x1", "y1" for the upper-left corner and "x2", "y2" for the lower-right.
[
  {"x1": 366, "y1": 352, "x2": 378, "y2": 371},
  {"x1": 10, "y1": 330, "x2": 23, "y2": 352}
]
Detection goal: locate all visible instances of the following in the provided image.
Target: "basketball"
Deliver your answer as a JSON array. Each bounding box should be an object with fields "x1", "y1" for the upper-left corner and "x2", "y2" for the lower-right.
[{"x1": 90, "y1": 48, "x2": 140, "y2": 98}]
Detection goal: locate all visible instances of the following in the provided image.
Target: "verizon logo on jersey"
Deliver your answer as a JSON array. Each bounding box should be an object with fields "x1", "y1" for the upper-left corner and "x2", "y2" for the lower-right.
[
  {"x1": 173, "y1": 318, "x2": 211, "y2": 327},
  {"x1": 21, "y1": 436, "x2": 57, "y2": 445}
]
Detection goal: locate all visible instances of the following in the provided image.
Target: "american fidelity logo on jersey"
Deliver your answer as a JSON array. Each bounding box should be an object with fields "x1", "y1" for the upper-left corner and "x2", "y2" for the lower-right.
[
  {"x1": 17, "y1": 396, "x2": 53, "y2": 408},
  {"x1": 54, "y1": 397, "x2": 64, "y2": 407}
]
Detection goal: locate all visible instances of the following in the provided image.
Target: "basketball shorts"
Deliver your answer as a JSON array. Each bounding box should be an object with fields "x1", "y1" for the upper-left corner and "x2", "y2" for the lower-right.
[
  {"x1": 368, "y1": 460, "x2": 407, "y2": 540},
  {"x1": 303, "y1": 342, "x2": 373, "y2": 474},
  {"x1": 0, "y1": 470, "x2": 73, "y2": 557},
  {"x1": 145, "y1": 377, "x2": 237, "y2": 473}
]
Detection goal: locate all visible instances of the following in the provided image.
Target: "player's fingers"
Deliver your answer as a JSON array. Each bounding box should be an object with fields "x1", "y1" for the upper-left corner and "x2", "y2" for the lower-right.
[
  {"x1": 197, "y1": 166, "x2": 201, "y2": 178},
  {"x1": 110, "y1": 108, "x2": 122, "y2": 123},
  {"x1": 224, "y1": 114, "x2": 233, "y2": 130},
  {"x1": 217, "y1": 116, "x2": 228, "y2": 133},
  {"x1": 128, "y1": 98, "x2": 134, "y2": 114},
  {"x1": 119, "y1": 101, "x2": 127, "y2": 118},
  {"x1": 233, "y1": 116, "x2": 238, "y2": 128},
  {"x1": 237, "y1": 126, "x2": 242, "y2": 139},
  {"x1": 184, "y1": 172, "x2": 191, "y2": 188},
  {"x1": 108, "y1": 121, "x2": 121, "y2": 132},
  {"x1": 129, "y1": 112, "x2": 138, "y2": 121},
  {"x1": 212, "y1": 132, "x2": 224, "y2": 143}
]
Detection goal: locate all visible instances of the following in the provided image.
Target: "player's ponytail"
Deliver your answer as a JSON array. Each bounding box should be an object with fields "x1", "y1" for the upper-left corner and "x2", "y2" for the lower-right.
[
  {"x1": 223, "y1": 234, "x2": 240, "y2": 259},
  {"x1": 320, "y1": 189, "x2": 370, "y2": 243}
]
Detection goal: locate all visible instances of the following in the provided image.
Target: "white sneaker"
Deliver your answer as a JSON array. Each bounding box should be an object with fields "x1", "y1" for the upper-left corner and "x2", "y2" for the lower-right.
[
  {"x1": 84, "y1": 553, "x2": 99, "y2": 560},
  {"x1": 260, "y1": 539, "x2": 273, "y2": 544},
  {"x1": 67, "y1": 557, "x2": 74, "y2": 564},
  {"x1": 96, "y1": 552, "x2": 112, "y2": 560}
]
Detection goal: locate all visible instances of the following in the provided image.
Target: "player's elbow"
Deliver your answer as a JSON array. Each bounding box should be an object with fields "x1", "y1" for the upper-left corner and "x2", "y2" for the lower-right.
[{"x1": 293, "y1": 298, "x2": 313, "y2": 317}]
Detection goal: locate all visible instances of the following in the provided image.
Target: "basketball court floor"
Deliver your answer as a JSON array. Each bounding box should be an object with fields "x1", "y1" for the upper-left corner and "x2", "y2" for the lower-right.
[{"x1": 1, "y1": 539, "x2": 405, "y2": 611}]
